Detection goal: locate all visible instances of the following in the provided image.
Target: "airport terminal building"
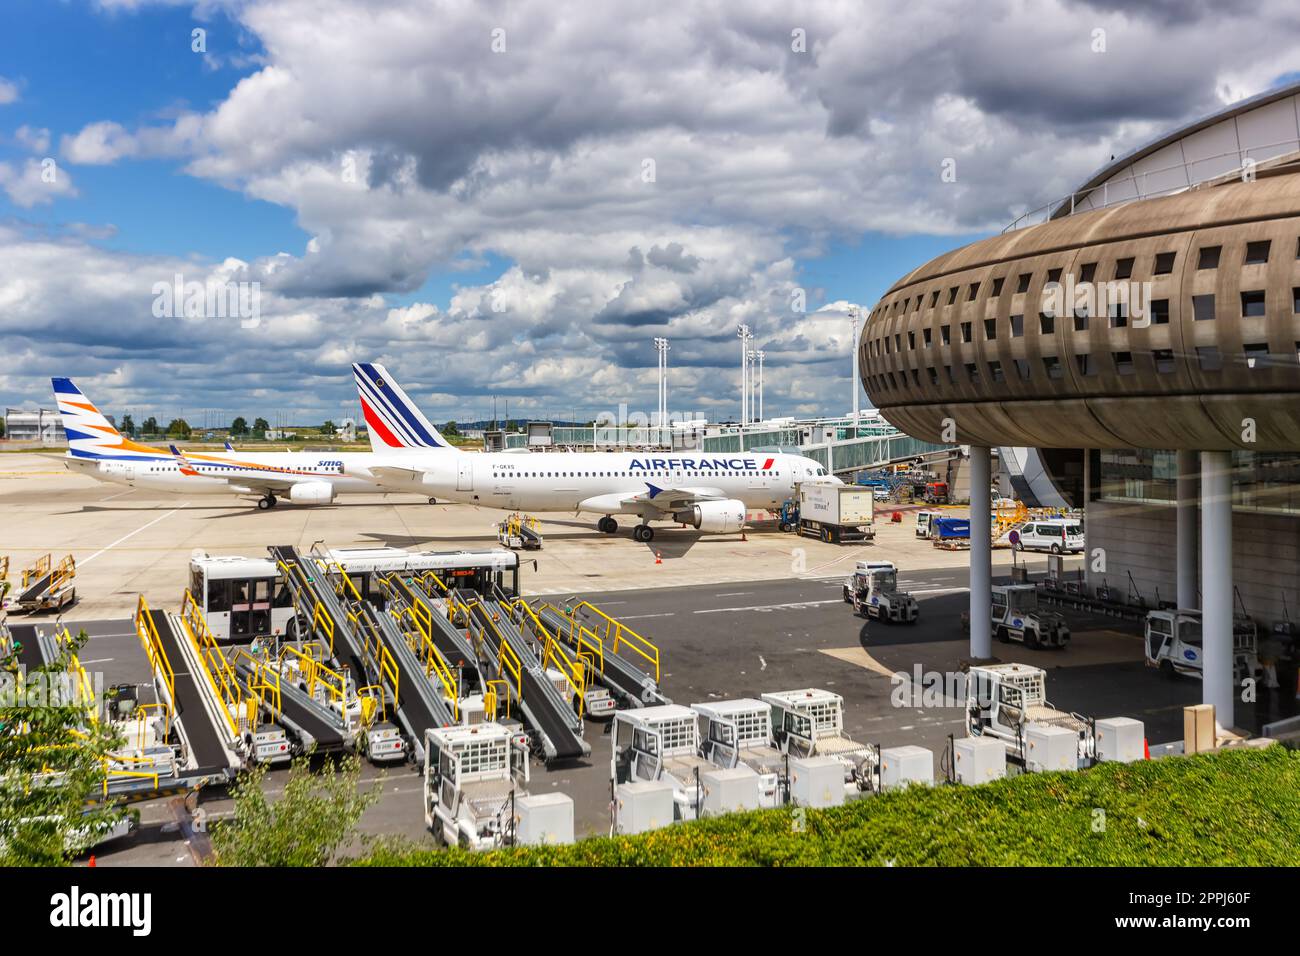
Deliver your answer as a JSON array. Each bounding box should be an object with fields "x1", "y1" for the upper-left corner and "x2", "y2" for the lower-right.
[{"x1": 859, "y1": 83, "x2": 1300, "y2": 728}]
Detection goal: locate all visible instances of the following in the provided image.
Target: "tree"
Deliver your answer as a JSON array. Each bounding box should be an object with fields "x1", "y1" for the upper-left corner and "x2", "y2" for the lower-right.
[
  {"x1": 0, "y1": 631, "x2": 128, "y2": 866},
  {"x1": 210, "y1": 753, "x2": 381, "y2": 867},
  {"x1": 165, "y1": 419, "x2": 191, "y2": 439},
  {"x1": 252, "y1": 417, "x2": 270, "y2": 438},
  {"x1": 442, "y1": 420, "x2": 460, "y2": 436},
  {"x1": 141, "y1": 416, "x2": 159, "y2": 437},
  {"x1": 119, "y1": 414, "x2": 135, "y2": 437},
  {"x1": 321, "y1": 420, "x2": 336, "y2": 438},
  {"x1": 230, "y1": 417, "x2": 248, "y2": 437}
]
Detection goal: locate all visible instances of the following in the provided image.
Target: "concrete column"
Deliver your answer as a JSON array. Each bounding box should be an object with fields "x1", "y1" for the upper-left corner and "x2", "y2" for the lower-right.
[
  {"x1": 969, "y1": 446, "x2": 992, "y2": 659},
  {"x1": 1200, "y1": 450, "x2": 1234, "y2": 731},
  {"x1": 1176, "y1": 449, "x2": 1199, "y2": 610}
]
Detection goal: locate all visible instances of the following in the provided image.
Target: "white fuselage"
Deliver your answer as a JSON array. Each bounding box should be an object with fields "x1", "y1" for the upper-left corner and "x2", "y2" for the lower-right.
[
  {"x1": 348, "y1": 449, "x2": 836, "y2": 516},
  {"x1": 65, "y1": 450, "x2": 390, "y2": 498}
]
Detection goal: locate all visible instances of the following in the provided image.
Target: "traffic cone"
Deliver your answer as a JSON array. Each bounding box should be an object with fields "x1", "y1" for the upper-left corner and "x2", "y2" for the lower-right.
[
  {"x1": 655, "y1": 552, "x2": 662, "y2": 565},
  {"x1": 1143, "y1": 738, "x2": 1151, "y2": 760},
  {"x1": 88, "y1": 855, "x2": 96, "y2": 868}
]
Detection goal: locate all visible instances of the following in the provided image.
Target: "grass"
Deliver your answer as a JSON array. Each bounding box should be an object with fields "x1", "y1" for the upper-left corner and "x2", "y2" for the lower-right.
[{"x1": 357, "y1": 746, "x2": 1300, "y2": 866}]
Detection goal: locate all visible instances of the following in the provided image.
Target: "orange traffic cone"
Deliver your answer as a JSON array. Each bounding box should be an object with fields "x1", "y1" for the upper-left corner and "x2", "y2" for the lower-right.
[
  {"x1": 1143, "y1": 738, "x2": 1151, "y2": 760},
  {"x1": 88, "y1": 855, "x2": 96, "y2": 868},
  {"x1": 655, "y1": 551, "x2": 662, "y2": 565}
]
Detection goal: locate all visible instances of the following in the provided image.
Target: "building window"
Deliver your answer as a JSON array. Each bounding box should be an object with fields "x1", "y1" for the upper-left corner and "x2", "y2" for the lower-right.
[
  {"x1": 1047, "y1": 268, "x2": 1063, "y2": 284},
  {"x1": 984, "y1": 318, "x2": 997, "y2": 340},
  {"x1": 930, "y1": 290, "x2": 941, "y2": 307},
  {"x1": 1014, "y1": 358, "x2": 1031, "y2": 380},
  {"x1": 947, "y1": 287, "x2": 958, "y2": 305},
  {"x1": 1010, "y1": 314, "x2": 1024, "y2": 337},
  {"x1": 910, "y1": 368, "x2": 920, "y2": 387},
  {"x1": 1074, "y1": 312, "x2": 1089, "y2": 332},
  {"x1": 965, "y1": 362, "x2": 980, "y2": 383},
  {"x1": 1114, "y1": 351, "x2": 1135, "y2": 375},
  {"x1": 926, "y1": 366, "x2": 939, "y2": 385},
  {"x1": 944, "y1": 365, "x2": 956, "y2": 383},
  {"x1": 1244, "y1": 240, "x2": 1271, "y2": 265},
  {"x1": 1154, "y1": 251, "x2": 1176, "y2": 274},
  {"x1": 913, "y1": 297, "x2": 922, "y2": 312},
  {"x1": 1110, "y1": 304, "x2": 1128, "y2": 328},
  {"x1": 884, "y1": 337, "x2": 891, "y2": 354},
  {"x1": 1196, "y1": 346, "x2": 1223, "y2": 371},
  {"x1": 1016, "y1": 273, "x2": 1031, "y2": 294},
  {"x1": 960, "y1": 321, "x2": 972, "y2": 343},
  {"x1": 1197, "y1": 245, "x2": 1221, "y2": 269},
  {"x1": 1294, "y1": 287, "x2": 1300, "y2": 314},
  {"x1": 1192, "y1": 294, "x2": 1216, "y2": 321},
  {"x1": 988, "y1": 360, "x2": 1005, "y2": 383},
  {"x1": 1079, "y1": 262, "x2": 1097, "y2": 283},
  {"x1": 923, "y1": 328, "x2": 932, "y2": 347},
  {"x1": 894, "y1": 333, "x2": 902, "y2": 351},
  {"x1": 1243, "y1": 343, "x2": 1269, "y2": 369},
  {"x1": 1114, "y1": 257, "x2": 1134, "y2": 280},
  {"x1": 1076, "y1": 353, "x2": 1094, "y2": 376},
  {"x1": 968, "y1": 282, "x2": 980, "y2": 301},
  {"x1": 1150, "y1": 298, "x2": 1170, "y2": 325},
  {"x1": 991, "y1": 277, "x2": 1005, "y2": 296},
  {"x1": 1042, "y1": 356, "x2": 1063, "y2": 380},
  {"x1": 1241, "y1": 290, "x2": 1266, "y2": 317},
  {"x1": 941, "y1": 325, "x2": 951, "y2": 345},
  {"x1": 1154, "y1": 348, "x2": 1175, "y2": 373},
  {"x1": 1038, "y1": 312, "x2": 1054, "y2": 334},
  {"x1": 908, "y1": 331, "x2": 916, "y2": 349}
]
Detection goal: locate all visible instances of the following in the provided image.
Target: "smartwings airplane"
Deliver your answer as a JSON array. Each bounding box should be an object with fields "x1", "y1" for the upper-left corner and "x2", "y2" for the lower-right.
[
  {"x1": 349, "y1": 362, "x2": 841, "y2": 542},
  {"x1": 53, "y1": 377, "x2": 393, "y2": 509}
]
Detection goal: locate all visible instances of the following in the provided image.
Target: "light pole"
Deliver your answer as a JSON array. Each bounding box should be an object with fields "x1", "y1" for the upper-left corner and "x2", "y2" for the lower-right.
[
  {"x1": 848, "y1": 305, "x2": 861, "y2": 434},
  {"x1": 756, "y1": 350, "x2": 765, "y2": 422},
  {"x1": 737, "y1": 324, "x2": 752, "y2": 425},
  {"x1": 653, "y1": 336, "x2": 669, "y2": 443}
]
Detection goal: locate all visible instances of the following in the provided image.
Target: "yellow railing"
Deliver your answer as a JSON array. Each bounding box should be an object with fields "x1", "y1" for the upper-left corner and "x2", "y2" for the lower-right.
[
  {"x1": 356, "y1": 684, "x2": 387, "y2": 724},
  {"x1": 485, "y1": 678, "x2": 511, "y2": 720},
  {"x1": 348, "y1": 609, "x2": 400, "y2": 707},
  {"x1": 391, "y1": 605, "x2": 460, "y2": 722},
  {"x1": 276, "y1": 557, "x2": 338, "y2": 656},
  {"x1": 22, "y1": 553, "x2": 50, "y2": 589},
  {"x1": 180, "y1": 589, "x2": 254, "y2": 738},
  {"x1": 421, "y1": 571, "x2": 449, "y2": 596},
  {"x1": 52, "y1": 554, "x2": 76, "y2": 590},
  {"x1": 237, "y1": 651, "x2": 280, "y2": 720},
  {"x1": 574, "y1": 601, "x2": 660, "y2": 682},
  {"x1": 101, "y1": 768, "x2": 160, "y2": 797},
  {"x1": 278, "y1": 643, "x2": 347, "y2": 706},
  {"x1": 514, "y1": 600, "x2": 586, "y2": 717},
  {"x1": 536, "y1": 603, "x2": 606, "y2": 675},
  {"x1": 0, "y1": 554, "x2": 8, "y2": 580},
  {"x1": 134, "y1": 596, "x2": 174, "y2": 727}
]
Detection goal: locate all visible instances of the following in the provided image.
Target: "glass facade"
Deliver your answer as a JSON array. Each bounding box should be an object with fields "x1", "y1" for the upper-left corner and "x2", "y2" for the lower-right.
[{"x1": 1100, "y1": 449, "x2": 1300, "y2": 514}]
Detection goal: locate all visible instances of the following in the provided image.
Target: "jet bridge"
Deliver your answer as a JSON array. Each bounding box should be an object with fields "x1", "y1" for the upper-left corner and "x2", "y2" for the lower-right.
[
  {"x1": 535, "y1": 602, "x2": 669, "y2": 707},
  {"x1": 467, "y1": 595, "x2": 589, "y2": 762}
]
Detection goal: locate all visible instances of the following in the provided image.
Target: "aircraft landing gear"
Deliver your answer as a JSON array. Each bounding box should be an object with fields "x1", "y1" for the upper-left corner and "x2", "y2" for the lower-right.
[
  {"x1": 632, "y1": 524, "x2": 655, "y2": 543},
  {"x1": 428, "y1": 497, "x2": 438, "y2": 505},
  {"x1": 257, "y1": 494, "x2": 278, "y2": 510},
  {"x1": 598, "y1": 516, "x2": 619, "y2": 534}
]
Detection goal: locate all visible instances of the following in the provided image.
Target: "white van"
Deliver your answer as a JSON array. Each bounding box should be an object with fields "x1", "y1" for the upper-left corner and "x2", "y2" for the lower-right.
[
  {"x1": 915, "y1": 510, "x2": 936, "y2": 538},
  {"x1": 1014, "y1": 518, "x2": 1083, "y2": 554}
]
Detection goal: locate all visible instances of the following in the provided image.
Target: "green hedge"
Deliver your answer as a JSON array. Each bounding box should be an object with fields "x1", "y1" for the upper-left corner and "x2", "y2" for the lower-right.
[{"x1": 358, "y1": 746, "x2": 1300, "y2": 866}]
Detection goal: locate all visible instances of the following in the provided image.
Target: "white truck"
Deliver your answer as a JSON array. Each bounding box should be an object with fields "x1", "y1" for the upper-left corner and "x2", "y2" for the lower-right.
[
  {"x1": 965, "y1": 663, "x2": 1090, "y2": 766},
  {"x1": 763, "y1": 688, "x2": 876, "y2": 797},
  {"x1": 693, "y1": 699, "x2": 785, "y2": 807},
  {"x1": 991, "y1": 584, "x2": 1069, "y2": 649},
  {"x1": 915, "y1": 510, "x2": 937, "y2": 538},
  {"x1": 842, "y1": 561, "x2": 918, "y2": 623},
  {"x1": 423, "y1": 722, "x2": 530, "y2": 851},
  {"x1": 796, "y1": 484, "x2": 875, "y2": 545},
  {"x1": 611, "y1": 705, "x2": 714, "y2": 823},
  {"x1": 1144, "y1": 608, "x2": 1261, "y2": 681}
]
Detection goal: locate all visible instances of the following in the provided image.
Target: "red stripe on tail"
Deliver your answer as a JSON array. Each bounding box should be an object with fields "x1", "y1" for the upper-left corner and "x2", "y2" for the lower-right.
[{"x1": 360, "y1": 397, "x2": 404, "y2": 448}]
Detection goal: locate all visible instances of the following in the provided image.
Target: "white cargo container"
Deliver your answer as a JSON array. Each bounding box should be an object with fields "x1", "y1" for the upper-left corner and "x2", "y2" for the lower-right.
[
  {"x1": 514, "y1": 792, "x2": 575, "y2": 846},
  {"x1": 796, "y1": 484, "x2": 875, "y2": 545},
  {"x1": 954, "y1": 736, "x2": 1006, "y2": 785},
  {"x1": 789, "y1": 756, "x2": 846, "y2": 807},
  {"x1": 700, "y1": 766, "x2": 762, "y2": 816},
  {"x1": 1024, "y1": 723, "x2": 1079, "y2": 773},
  {"x1": 879, "y1": 745, "x2": 934, "y2": 790},
  {"x1": 1094, "y1": 717, "x2": 1145, "y2": 763}
]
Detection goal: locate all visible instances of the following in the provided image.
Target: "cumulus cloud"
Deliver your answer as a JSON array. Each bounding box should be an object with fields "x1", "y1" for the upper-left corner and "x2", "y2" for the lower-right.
[
  {"x1": 0, "y1": 77, "x2": 18, "y2": 105},
  {"x1": 0, "y1": 158, "x2": 77, "y2": 207},
  {"x1": 7, "y1": 0, "x2": 1300, "y2": 420},
  {"x1": 13, "y1": 125, "x2": 50, "y2": 153}
]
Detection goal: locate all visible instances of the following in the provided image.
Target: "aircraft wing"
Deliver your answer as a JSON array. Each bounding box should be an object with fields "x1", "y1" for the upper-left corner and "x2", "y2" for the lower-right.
[{"x1": 580, "y1": 485, "x2": 729, "y2": 515}]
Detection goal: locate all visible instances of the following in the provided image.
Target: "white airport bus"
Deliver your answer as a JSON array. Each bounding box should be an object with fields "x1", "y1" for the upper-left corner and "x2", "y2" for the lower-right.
[{"x1": 189, "y1": 547, "x2": 522, "y2": 642}]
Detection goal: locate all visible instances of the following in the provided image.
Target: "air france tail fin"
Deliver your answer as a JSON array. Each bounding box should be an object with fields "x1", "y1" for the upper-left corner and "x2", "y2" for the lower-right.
[
  {"x1": 51, "y1": 377, "x2": 161, "y2": 461},
  {"x1": 352, "y1": 363, "x2": 458, "y2": 454}
]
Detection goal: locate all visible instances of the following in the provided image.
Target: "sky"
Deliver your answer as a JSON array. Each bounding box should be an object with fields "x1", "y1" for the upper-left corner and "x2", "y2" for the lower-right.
[{"x1": 1, "y1": 0, "x2": 1298, "y2": 428}]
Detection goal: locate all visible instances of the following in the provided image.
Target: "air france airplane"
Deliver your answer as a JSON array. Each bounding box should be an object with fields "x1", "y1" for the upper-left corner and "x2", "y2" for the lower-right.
[
  {"x1": 53, "y1": 377, "x2": 393, "y2": 509},
  {"x1": 348, "y1": 362, "x2": 841, "y2": 542}
]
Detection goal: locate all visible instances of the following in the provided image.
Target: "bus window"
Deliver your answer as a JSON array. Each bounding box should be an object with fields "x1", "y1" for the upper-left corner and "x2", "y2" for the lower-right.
[
  {"x1": 208, "y1": 579, "x2": 232, "y2": 613},
  {"x1": 273, "y1": 577, "x2": 293, "y2": 608}
]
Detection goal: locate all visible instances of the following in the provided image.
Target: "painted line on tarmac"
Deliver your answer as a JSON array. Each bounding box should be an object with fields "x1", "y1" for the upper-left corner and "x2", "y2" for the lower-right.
[
  {"x1": 695, "y1": 598, "x2": 843, "y2": 614},
  {"x1": 100, "y1": 489, "x2": 136, "y2": 501},
  {"x1": 79, "y1": 504, "x2": 187, "y2": 566},
  {"x1": 619, "y1": 612, "x2": 677, "y2": 620}
]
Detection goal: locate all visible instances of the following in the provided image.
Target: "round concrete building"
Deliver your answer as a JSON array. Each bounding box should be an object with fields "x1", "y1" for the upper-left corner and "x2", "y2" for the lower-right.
[{"x1": 860, "y1": 83, "x2": 1300, "y2": 732}]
